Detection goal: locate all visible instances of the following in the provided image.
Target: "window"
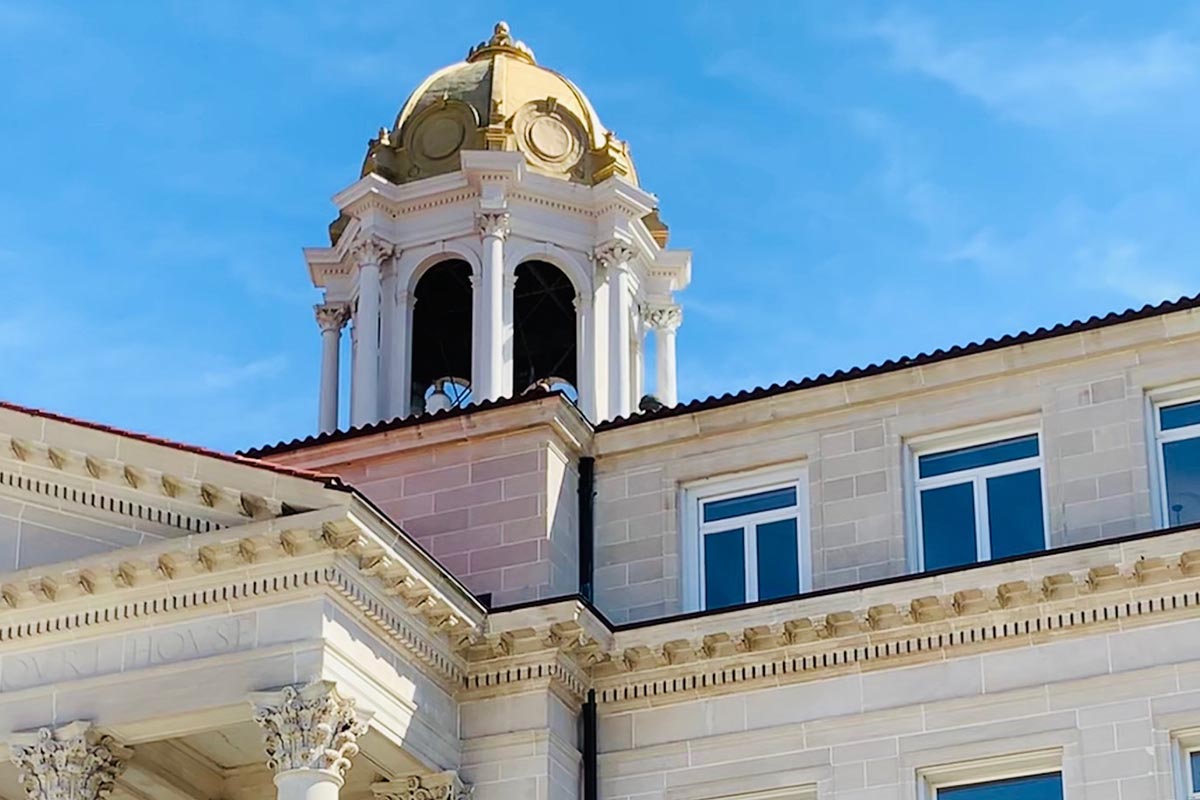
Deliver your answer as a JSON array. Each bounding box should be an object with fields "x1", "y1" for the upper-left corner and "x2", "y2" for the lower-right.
[
  {"x1": 936, "y1": 773, "x2": 1062, "y2": 799},
  {"x1": 683, "y1": 469, "x2": 809, "y2": 611},
  {"x1": 912, "y1": 431, "x2": 1047, "y2": 571},
  {"x1": 1155, "y1": 397, "x2": 1200, "y2": 527},
  {"x1": 1188, "y1": 750, "x2": 1200, "y2": 798}
]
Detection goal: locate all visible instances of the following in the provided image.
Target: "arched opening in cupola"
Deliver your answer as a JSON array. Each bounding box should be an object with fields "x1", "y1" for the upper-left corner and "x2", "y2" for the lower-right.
[
  {"x1": 513, "y1": 260, "x2": 578, "y2": 400},
  {"x1": 411, "y1": 259, "x2": 473, "y2": 412}
]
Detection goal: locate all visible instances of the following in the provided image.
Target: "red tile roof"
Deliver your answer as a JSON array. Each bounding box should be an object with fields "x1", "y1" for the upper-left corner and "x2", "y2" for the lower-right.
[{"x1": 0, "y1": 400, "x2": 347, "y2": 488}]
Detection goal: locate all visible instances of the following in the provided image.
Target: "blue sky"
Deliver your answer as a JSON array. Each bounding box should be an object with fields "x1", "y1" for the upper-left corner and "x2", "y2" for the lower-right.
[{"x1": 2, "y1": 2, "x2": 1199, "y2": 452}]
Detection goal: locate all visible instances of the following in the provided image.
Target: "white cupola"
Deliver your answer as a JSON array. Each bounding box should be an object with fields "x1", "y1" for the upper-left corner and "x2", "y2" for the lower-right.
[{"x1": 305, "y1": 22, "x2": 690, "y2": 433}]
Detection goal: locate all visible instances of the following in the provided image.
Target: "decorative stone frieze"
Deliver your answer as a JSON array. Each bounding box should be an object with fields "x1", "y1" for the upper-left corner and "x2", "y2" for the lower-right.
[
  {"x1": 315, "y1": 302, "x2": 351, "y2": 333},
  {"x1": 351, "y1": 235, "x2": 395, "y2": 269},
  {"x1": 475, "y1": 210, "x2": 511, "y2": 240},
  {"x1": 251, "y1": 681, "x2": 370, "y2": 779},
  {"x1": 593, "y1": 239, "x2": 637, "y2": 271},
  {"x1": 641, "y1": 303, "x2": 682, "y2": 331},
  {"x1": 372, "y1": 772, "x2": 472, "y2": 800},
  {"x1": 9, "y1": 722, "x2": 133, "y2": 800}
]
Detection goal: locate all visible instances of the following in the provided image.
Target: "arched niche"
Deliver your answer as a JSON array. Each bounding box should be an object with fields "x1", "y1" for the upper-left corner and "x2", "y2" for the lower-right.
[
  {"x1": 411, "y1": 259, "x2": 473, "y2": 411},
  {"x1": 513, "y1": 260, "x2": 577, "y2": 395}
]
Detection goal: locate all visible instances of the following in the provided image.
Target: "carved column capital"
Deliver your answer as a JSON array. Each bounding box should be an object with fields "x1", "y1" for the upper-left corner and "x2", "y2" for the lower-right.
[
  {"x1": 594, "y1": 239, "x2": 637, "y2": 272},
  {"x1": 9, "y1": 722, "x2": 133, "y2": 800},
  {"x1": 352, "y1": 236, "x2": 395, "y2": 269},
  {"x1": 475, "y1": 210, "x2": 511, "y2": 241},
  {"x1": 642, "y1": 303, "x2": 682, "y2": 331},
  {"x1": 314, "y1": 302, "x2": 351, "y2": 333},
  {"x1": 251, "y1": 681, "x2": 370, "y2": 779},
  {"x1": 373, "y1": 772, "x2": 472, "y2": 800}
]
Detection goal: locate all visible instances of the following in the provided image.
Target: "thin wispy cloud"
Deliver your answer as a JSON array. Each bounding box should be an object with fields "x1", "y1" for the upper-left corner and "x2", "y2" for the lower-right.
[{"x1": 861, "y1": 11, "x2": 1200, "y2": 127}]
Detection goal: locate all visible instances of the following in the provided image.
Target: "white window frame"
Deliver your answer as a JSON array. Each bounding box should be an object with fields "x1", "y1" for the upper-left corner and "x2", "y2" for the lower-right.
[
  {"x1": 1148, "y1": 383, "x2": 1200, "y2": 529},
  {"x1": 918, "y1": 749, "x2": 1062, "y2": 799},
  {"x1": 906, "y1": 418, "x2": 1050, "y2": 571},
  {"x1": 1170, "y1": 727, "x2": 1200, "y2": 799},
  {"x1": 680, "y1": 465, "x2": 810, "y2": 612}
]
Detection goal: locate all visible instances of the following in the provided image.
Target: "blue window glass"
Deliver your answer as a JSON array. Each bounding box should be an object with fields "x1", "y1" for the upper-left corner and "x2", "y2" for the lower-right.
[
  {"x1": 920, "y1": 481, "x2": 977, "y2": 570},
  {"x1": 1190, "y1": 751, "x2": 1200, "y2": 793},
  {"x1": 756, "y1": 518, "x2": 800, "y2": 601},
  {"x1": 1164, "y1": 438, "x2": 1200, "y2": 526},
  {"x1": 939, "y1": 773, "x2": 1061, "y2": 799},
  {"x1": 986, "y1": 469, "x2": 1045, "y2": 559},
  {"x1": 703, "y1": 487, "x2": 797, "y2": 522},
  {"x1": 1162, "y1": 400, "x2": 1200, "y2": 431},
  {"x1": 919, "y1": 434, "x2": 1039, "y2": 479},
  {"x1": 703, "y1": 529, "x2": 745, "y2": 609}
]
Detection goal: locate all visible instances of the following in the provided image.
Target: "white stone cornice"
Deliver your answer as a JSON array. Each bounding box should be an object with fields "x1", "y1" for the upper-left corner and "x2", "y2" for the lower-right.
[
  {"x1": 9, "y1": 722, "x2": 133, "y2": 800},
  {"x1": 251, "y1": 680, "x2": 371, "y2": 779}
]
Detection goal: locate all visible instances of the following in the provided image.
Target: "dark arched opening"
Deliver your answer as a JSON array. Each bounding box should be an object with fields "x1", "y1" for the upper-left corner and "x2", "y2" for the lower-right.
[
  {"x1": 513, "y1": 260, "x2": 577, "y2": 395},
  {"x1": 411, "y1": 259, "x2": 473, "y2": 411}
]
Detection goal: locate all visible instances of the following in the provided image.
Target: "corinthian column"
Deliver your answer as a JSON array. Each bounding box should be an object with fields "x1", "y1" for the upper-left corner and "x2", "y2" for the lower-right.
[
  {"x1": 475, "y1": 210, "x2": 510, "y2": 403},
  {"x1": 251, "y1": 681, "x2": 371, "y2": 800},
  {"x1": 9, "y1": 722, "x2": 133, "y2": 800},
  {"x1": 315, "y1": 302, "x2": 349, "y2": 434},
  {"x1": 643, "y1": 303, "x2": 682, "y2": 407},
  {"x1": 596, "y1": 240, "x2": 638, "y2": 419},
  {"x1": 351, "y1": 237, "x2": 392, "y2": 428}
]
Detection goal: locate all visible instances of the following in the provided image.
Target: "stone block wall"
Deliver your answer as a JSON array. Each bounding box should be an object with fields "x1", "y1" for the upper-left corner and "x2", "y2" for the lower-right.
[
  {"x1": 592, "y1": 320, "x2": 1198, "y2": 623},
  {"x1": 317, "y1": 427, "x2": 580, "y2": 607},
  {"x1": 597, "y1": 614, "x2": 1200, "y2": 799}
]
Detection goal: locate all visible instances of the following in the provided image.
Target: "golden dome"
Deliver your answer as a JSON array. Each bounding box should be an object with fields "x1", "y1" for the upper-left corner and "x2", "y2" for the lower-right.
[{"x1": 360, "y1": 22, "x2": 637, "y2": 189}]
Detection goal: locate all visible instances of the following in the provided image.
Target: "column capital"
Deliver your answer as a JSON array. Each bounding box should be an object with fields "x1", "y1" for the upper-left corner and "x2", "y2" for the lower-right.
[
  {"x1": 314, "y1": 302, "x2": 351, "y2": 333},
  {"x1": 352, "y1": 235, "x2": 395, "y2": 269},
  {"x1": 475, "y1": 210, "x2": 511, "y2": 240},
  {"x1": 372, "y1": 772, "x2": 471, "y2": 800},
  {"x1": 642, "y1": 302, "x2": 682, "y2": 331},
  {"x1": 594, "y1": 239, "x2": 637, "y2": 271},
  {"x1": 9, "y1": 722, "x2": 133, "y2": 800},
  {"x1": 251, "y1": 681, "x2": 371, "y2": 780}
]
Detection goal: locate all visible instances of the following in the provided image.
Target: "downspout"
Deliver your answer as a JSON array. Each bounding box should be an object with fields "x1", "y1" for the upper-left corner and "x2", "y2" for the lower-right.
[
  {"x1": 582, "y1": 688, "x2": 598, "y2": 800},
  {"x1": 578, "y1": 456, "x2": 596, "y2": 602}
]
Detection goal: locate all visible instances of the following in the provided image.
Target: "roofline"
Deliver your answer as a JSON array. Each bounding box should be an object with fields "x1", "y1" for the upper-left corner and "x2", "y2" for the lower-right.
[
  {"x1": 240, "y1": 388, "x2": 582, "y2": 458},
  {"x1": 245, "y1": 291, "x2": 1200, "y2": 456},
  {"x1": 597, "y1": 291, "x2": 1200, "y2": 431},
  {"x1": 489, "y1": 517, "x2": 1200, "y2": 635},
  {"x1": 0, "y1": 400, "x2": 348, "y2": 490}
]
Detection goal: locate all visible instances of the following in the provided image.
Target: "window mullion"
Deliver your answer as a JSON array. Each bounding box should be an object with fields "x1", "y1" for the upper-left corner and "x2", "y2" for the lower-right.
[
  {"x1": 974, "y1": 475, "x2": 990, "y2": 561},
  {"x1": 744, "y1": 524, "x2": 757, "y2": 602}
]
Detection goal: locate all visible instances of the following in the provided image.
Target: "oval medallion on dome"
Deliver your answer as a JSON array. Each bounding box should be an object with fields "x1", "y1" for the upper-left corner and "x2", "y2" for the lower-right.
[
  {"x1": 527, "y1": 116, "x2": 573, "y2": 161},
  {"x1": 415, "y1": 115, "x2": 466, "y2": 161}
]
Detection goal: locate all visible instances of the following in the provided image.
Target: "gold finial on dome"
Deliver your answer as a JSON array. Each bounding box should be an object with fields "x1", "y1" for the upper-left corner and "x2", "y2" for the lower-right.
[{"x1": 466, "y1": 21, "x2": 537, "y2": 65}]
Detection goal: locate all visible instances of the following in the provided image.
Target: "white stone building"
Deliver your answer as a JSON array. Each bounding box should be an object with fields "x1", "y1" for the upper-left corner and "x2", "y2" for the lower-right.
[{"x1": 4, "y1": 21, "x2": 1200, "y2": 800}]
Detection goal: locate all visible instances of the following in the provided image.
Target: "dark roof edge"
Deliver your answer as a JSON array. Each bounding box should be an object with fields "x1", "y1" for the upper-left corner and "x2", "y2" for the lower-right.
[
  {"x1": 489, "y1": 519, "x2": 1200, "y2": 635},
  {"x1": 597, "y1": 291, "x2": 1200, "y2": 432},
  {"x1": 240, "y1": 388, "x2": 577, "y2": 458}
]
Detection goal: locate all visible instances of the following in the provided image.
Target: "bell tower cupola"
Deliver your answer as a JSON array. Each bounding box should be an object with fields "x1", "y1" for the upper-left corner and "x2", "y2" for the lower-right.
[{"x1": 304, "y1": 22, "x2": 691, "y2": 433}]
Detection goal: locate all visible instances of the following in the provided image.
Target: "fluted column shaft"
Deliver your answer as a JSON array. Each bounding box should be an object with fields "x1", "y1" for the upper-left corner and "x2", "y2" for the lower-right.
[
  {"x1": 315, "y1": 303, "x2": 349, "y2": 434},
  {"x1": 475, "y1": 211, "x2": 510, "y2": 403},
  {"x1": 644, "y1": 304, "x2": 682, "y2": 407},
  {"x1": 351, "y1": 239, "x2": 390, "y2": 427},
  {"x1": 597, "y1": 241, "x2": 637, "y2": 419}
]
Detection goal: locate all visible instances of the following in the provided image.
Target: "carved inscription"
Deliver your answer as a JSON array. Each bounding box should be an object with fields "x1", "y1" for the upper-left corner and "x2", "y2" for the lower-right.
[{"x1": 0, "y1": 615, "x2": 256, "y2": 691}]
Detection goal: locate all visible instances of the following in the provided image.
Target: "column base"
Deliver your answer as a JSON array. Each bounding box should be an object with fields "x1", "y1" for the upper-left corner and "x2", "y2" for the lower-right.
[{"x1": 275, "y1": 768, "x2": 345, "y2": 800}]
